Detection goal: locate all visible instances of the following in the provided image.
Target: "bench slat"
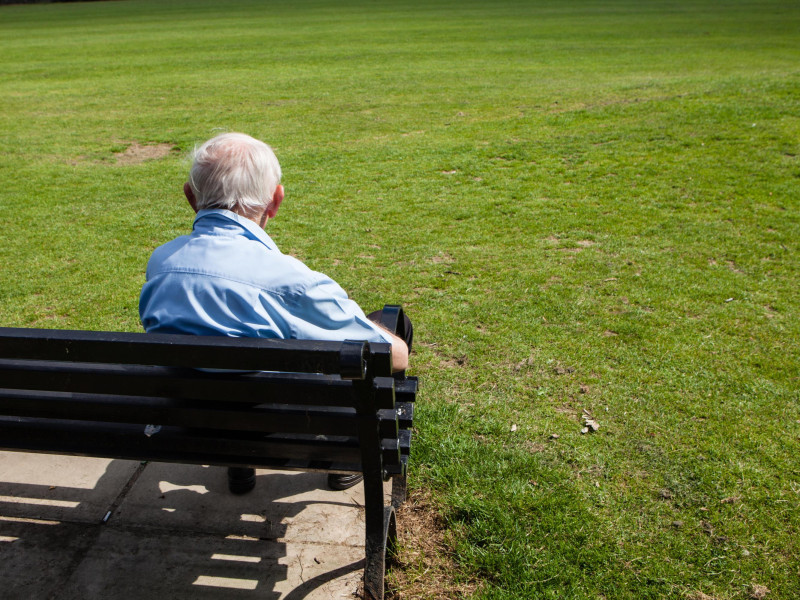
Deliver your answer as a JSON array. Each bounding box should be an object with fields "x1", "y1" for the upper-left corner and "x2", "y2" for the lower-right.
[
  {"x1": 0, "y1": 390, "x2": 344, "y2": 435},
  {"x1": 394, "y1": 376, "x2": 419, "y2": 398},
  {"x1": 0, "y1": 417, "x2": 373, "y2": 466},
  {"x1": 0, "y1": 360, "x2": 397, "y2": 409},
  {"x1": 379, "y1": 402, "x2": 414, "y2": 430},
  {"x1": 0, "y1": 328, "x2": 372, "y2": 378},
  {"x1": 399, "y1": 429, "x2": 412, "y2": 456},
  {"x1": 0, "y1": 389, "x2": 410, "y2": 440}
]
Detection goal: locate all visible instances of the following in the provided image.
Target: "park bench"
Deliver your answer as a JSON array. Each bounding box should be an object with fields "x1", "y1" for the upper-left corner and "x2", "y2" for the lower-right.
[{"x1": 0, "y1": 305, "x2": 416, "y2": 600}]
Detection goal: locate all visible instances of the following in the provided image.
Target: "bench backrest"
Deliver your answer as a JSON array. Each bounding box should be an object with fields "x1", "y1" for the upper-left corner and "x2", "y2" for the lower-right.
[{"x1": 0, "y1": 327, "x2": 416, "y2": 477}]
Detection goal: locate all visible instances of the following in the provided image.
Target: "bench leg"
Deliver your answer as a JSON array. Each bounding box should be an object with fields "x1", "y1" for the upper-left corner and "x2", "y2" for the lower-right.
[
  {"x1": 363, "y1": 504, "x2": 397, "y2": 600},
  {"x1": 391, "y1": 472, "x2": 407, "y2": 509}
]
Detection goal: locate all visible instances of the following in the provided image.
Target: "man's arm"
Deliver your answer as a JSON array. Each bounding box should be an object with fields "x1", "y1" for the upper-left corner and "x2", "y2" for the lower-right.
[{"x1": 290, "y1": 276, "x2": 410, "y2": 372}]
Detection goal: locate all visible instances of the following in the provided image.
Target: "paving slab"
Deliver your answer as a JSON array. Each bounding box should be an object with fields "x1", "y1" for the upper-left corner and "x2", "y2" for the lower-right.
[
  {"x1": 0, "y1": 452, "x2": 392, "y2": 599},
  {"x1": 114, "y1": 462, "x2": 368, "y2": 546},
  {"x1": 51, "y1": 526, "x2": 364, "y2": 599},
  {"x1": 0, "y1": 451, "x2": 141, "y2": 523},
  {"x1": 0, "y1": 517, "x2": 97, "y2": 600}
]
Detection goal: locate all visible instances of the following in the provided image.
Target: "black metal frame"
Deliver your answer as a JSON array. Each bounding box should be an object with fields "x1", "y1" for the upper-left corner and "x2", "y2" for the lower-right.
[{"x1": 0, "y1": 305, "x2": 416, "y2": 600}]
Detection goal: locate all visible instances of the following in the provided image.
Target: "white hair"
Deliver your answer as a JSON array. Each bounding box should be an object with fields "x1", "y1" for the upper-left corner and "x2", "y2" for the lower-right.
[{"x1": 188, "y1": 132, "x2": 282, "y2": 212}]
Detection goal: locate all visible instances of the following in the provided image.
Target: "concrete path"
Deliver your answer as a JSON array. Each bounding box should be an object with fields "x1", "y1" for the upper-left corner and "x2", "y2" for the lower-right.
[{"x1": 0, "y1": 451, "x2": 375, "y2": 599}]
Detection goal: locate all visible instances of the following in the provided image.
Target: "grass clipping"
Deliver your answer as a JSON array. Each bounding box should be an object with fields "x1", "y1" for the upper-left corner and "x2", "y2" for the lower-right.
[{"x1": 388, "y1": 490, "x2": 478, "y2": 599}]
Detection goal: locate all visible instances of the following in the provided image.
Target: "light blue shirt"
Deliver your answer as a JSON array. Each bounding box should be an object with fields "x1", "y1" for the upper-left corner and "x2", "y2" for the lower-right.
[{"x1": 139, "y1": 209, "x2": 392, "y2": 344}]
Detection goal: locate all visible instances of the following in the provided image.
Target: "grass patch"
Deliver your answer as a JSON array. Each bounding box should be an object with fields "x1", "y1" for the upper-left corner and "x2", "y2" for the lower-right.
[{"x1": 1, "y1": 0, "x2": 799, "y2": 598}]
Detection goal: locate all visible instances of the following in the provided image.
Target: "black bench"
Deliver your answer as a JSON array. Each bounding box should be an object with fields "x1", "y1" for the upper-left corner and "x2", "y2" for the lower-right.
[{"x1": 0, "y1": 305, "x2": 416, "y2": 600}]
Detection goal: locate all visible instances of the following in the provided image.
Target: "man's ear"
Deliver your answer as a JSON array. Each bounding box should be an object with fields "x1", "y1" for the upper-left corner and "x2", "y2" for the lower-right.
[
  {"x1": 184, "y1": 182, "x2": 199, "y2": 213},
  {"x1": 266, "y1": 185, "x2": 284, "y2": 219}
]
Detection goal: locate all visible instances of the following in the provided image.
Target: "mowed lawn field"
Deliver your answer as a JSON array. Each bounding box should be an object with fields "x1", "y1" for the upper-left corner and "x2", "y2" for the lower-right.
[{"x1": 1, "y1": 0, "x2": 798, "y2": 598}]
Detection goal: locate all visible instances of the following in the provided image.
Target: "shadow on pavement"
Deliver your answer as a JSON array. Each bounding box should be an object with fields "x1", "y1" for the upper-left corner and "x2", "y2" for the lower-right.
[{"x1": 0, "y1": 455, "x2": 365, "y2": 599}]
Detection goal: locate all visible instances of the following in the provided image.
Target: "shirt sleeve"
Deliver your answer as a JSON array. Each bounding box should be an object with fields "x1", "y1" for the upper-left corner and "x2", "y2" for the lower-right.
[{"x1": 286, "y1": 276, "x2": 394, "y2": 344}]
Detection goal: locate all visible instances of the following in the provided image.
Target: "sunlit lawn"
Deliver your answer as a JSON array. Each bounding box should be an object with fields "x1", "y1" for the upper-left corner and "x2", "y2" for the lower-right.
[{"x1": 1, "y1": 0, "x2": 798, "y2": 598}]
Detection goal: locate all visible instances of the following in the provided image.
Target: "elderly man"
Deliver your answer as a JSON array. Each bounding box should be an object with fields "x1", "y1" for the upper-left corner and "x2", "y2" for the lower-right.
[{"x1": 139, "y1": 132, "x2": 410, "y2": 493}]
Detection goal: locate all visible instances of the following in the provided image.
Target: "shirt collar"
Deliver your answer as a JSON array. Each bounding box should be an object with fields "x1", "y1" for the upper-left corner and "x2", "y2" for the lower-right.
[{"x1": 193, "y1": 209, "x2": 278, "y2": 251}]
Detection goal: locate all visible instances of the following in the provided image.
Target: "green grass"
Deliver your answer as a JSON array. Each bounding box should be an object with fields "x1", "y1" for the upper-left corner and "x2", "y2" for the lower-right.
[{"x1": 1, "y1": 0, "x2": 799, "y2": 598}]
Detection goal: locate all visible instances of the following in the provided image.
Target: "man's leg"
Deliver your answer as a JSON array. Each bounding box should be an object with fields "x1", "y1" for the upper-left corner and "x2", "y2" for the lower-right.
[
  {"x1": 328, "y1": 309, "x2": 413, "y2": 491},
  {"x1": 228, "y1": 466, "x2": 256, "y2": 494}
]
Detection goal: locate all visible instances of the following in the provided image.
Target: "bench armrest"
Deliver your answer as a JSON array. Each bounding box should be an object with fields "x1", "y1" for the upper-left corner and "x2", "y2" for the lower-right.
[{"x1": 375, "y1": 305, "x2": 406, "y2": 339}]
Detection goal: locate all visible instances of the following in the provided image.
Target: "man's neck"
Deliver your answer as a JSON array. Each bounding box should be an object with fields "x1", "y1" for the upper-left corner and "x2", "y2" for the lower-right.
[{"x1": 235, "y1": 206, "x2": 269, "y2": 229}]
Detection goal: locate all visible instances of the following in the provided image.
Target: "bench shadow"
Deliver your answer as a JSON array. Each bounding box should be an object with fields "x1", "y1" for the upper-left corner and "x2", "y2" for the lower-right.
[{"x1": 0, "y1": 457, "x2": 365, "y2": 599}]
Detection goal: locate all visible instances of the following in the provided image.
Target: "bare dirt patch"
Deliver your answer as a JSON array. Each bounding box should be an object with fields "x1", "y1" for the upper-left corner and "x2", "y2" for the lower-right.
[
  {"x1": 540, "y1": 275, "x2": 564, "y2": 291},
  {"x1": 553, "y1": 363, "x2": 575, "y2": 375},
  {"x1": 431, "y1": 252, "x2": 454, "y2": 264},
  {"x1": 749, "y1": 584, "x2": 770, "y2": 599},
  {"x1": 524, "y1": 441, "x2": 547, "y2": 453},
  {"x1": 687, "y1": 592, "x2": 719, "y2": 600},
  {"x1": 553, "y1": 403, "x2": 582, "y2": 423},
  {"x1": 441, "y1": 355, "x2": 468, "y2": 369},
  {"x1": 115, "y1": 141, "x2": 175, "y2": 165},
  {"x1": 726, "y1": 260, "x2": 745, "y2": 274},
  {"x1": 388, "y1": 490, "x2": 478, "y2": 599},
  {"x1": 513, "y1": 355, "x2": 537, "y2": 372}
]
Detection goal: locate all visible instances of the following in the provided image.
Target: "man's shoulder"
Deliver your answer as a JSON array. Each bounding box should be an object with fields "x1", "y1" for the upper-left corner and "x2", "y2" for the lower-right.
[
  {"x1": 146, "y1": 234, "x2": 191, "y2": 269},
  {"x1": 146, "y1": 230, "x2": 328, "y2": 296}
]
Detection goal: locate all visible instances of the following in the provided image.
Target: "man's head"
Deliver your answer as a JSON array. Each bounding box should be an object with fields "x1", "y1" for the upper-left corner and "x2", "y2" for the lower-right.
[{"x1": 185, "y1": 133, "x2": 283, "y2": 225}]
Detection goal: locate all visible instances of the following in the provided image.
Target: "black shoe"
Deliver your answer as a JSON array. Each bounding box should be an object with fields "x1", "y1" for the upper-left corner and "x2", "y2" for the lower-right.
[
  {"x1": 327, "y1": 473, "x2": 364, "y2": 491},
  {"x1": 227, "y1": 467, "x2": 256, "y2": 495}
]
